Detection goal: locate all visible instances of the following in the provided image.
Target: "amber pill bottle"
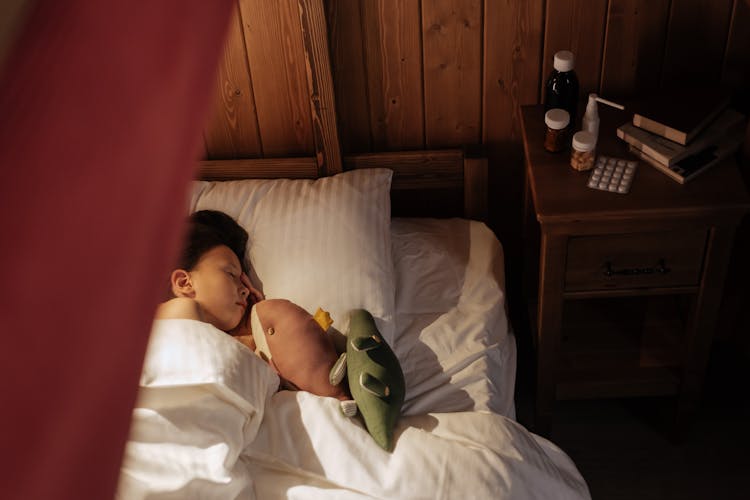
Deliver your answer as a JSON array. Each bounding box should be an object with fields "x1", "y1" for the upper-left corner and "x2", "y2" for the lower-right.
[{"x1": 544, "y1": 108, "x2": 570, "y2": 153}]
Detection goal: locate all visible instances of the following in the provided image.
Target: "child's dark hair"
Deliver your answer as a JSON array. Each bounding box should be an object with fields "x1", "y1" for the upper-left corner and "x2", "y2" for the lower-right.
[{"x1": 179, "y1": 210, "x2": 248, "y2": 272}]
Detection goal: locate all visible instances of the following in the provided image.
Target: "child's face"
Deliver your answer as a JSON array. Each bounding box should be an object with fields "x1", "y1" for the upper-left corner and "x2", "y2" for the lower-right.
[{"x1": 189, "y1": 245, "x2": 250, "y2": 331}]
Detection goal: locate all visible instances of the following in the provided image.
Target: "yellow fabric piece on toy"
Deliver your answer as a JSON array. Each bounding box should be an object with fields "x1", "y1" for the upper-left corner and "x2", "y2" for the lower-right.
[{"x1": 313, "y1": 307, "x2": 333, "y2": 331}]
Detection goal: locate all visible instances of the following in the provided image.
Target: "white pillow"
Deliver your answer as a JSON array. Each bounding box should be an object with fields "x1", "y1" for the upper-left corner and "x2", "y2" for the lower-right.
[{"x1": 190, "y1": 169, "x2": 396, "y2": 342}]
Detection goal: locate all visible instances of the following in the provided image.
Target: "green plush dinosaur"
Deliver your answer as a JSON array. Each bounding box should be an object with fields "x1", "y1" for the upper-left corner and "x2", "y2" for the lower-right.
[{"x1": 329, "y1": 309, "x2": 405, "y2": 451}]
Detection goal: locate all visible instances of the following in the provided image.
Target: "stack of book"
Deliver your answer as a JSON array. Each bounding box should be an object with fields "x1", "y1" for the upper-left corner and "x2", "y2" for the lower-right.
[{"x1": 616, "y1": 89, "x2": 746, "y2": 184}]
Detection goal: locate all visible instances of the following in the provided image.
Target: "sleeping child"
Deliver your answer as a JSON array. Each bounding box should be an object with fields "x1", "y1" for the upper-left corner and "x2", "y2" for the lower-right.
[{"x1": 156, "y1": 210, "x2": 353, "y2": 404}]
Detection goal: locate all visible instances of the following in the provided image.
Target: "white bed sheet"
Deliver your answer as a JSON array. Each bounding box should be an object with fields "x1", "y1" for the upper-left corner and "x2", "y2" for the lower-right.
[
  {"x1": 392, "y1": 218, "x2": 516, "y2": 418},
  {"x1": 118, "y1": 319, "x2": 590, "y2": 499}
]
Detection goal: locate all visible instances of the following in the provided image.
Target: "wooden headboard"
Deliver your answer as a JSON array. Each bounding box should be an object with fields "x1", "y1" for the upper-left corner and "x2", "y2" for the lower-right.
[{"x1": 198, "y1": 149, "x2": 488, "y2": 221}]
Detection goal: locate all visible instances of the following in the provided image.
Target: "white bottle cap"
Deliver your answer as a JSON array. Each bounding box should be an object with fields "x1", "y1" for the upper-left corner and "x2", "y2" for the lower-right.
[
  {"x1": 545, "y1": 108, "x2": 570, "y2": 130},
  {"x1": 553, "y1": 50, "x2": 575, "y2": 72},
  {"x1": 572, "y1": 131, "x2": 596, "y2": 152}
]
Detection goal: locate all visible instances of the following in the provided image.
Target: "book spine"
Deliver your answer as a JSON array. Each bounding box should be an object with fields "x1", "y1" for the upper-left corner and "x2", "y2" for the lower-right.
[
  {"x1": 632, "y1": 114, "x2": 688, "y2": 145},
  {"x1": 616, "y1": 127, "x2": 676, "y2": 165},
  {"x1": 624, "y1": 110, "x2": 746, "y2": 165},
  {"x1": 627, "y1": 145, "x2": 686, "y2": 184},
  {"x1": 629, "y1": 135, "x2": 742, "y2": 184}
]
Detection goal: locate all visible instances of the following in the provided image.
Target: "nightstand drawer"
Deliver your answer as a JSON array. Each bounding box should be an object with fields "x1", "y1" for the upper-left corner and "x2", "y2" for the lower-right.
[{"x1": 565, "y1": 230, "x2": 707, "y2": 291}]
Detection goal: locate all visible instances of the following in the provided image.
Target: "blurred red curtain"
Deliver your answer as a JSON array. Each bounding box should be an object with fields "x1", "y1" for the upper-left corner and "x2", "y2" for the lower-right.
[{"x1": 0, "y1": 1, "x2": 233, "y2": 498}]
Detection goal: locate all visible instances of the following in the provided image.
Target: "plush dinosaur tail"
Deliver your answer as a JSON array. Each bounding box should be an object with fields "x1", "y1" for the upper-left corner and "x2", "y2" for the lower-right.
[{"x1": 346, "y1": 309, "x2": 405, "y2": 451}]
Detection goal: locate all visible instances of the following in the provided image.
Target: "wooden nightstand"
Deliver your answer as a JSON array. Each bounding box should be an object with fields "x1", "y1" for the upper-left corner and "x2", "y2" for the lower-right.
[{"x1": 520, "y1": 104, "x2": 750, "y2": 437}]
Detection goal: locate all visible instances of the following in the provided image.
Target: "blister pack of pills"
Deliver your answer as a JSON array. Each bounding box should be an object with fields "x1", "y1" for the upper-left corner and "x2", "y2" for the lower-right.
[{"x1": 586, "y1": 155, "x2": 637, "y2": 194}]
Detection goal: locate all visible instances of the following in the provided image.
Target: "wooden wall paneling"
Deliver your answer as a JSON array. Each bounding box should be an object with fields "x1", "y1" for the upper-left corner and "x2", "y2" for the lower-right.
[
  {"x1": 361, "y1": 0, "x2": 424, "y2": 151},
  {"x1": 238, "y1": 0, "x2": 313, "y2": 156},
  {"x1": 298, "y1": 0, "x2": 342, "y2": 175},
  {"x1": 464, "y1": 155, "x2": 488, "y2": 222},
  {"x1": 599, "y1": 0, "x2": 671, "y2": 99},
  {"x1": 722, "y1": 0, "x2": 750, "y2": 112},
  {"x1": 203, "y1": 3, "x2": 263, "y2": 159},
  {"x1": 344, "y1": 149, "x2": 465, "y2": 217},
  {"x1": 483, "y1": 0, "x2": 544, "y2": 322},
  {"x1": 344, "y1": 149, "x2": 464, "y2": 188},
  {"x1": 326, "y1": 0, "x2": 372, "y2": 154},
  {"x1": 199, "y1": 156, "x2": 319, "y2": 180},
  {"x1": 422, "y1": 0, "x2": 483, "y2": 148},
  {"x1": 660, "y1": 0, "x2": 734, "y2": 88},
  {"x1": 483, "y1": 0, "x2": 544, "y2": 145},
  {"x1": 542, "y1": 0, "x2": 609, "y2": 104}
]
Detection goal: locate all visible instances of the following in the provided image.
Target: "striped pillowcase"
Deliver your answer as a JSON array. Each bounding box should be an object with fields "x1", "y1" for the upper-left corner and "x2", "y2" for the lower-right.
[{"x1": 190, "y1": 169, "x2": 395, "y2": 342}]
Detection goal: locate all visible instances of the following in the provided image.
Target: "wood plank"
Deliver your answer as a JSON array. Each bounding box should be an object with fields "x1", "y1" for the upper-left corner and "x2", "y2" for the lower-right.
[
  {"x1": 542, "y1": 0, "x2": 608, "y2": 101},
  {"x1": 564, "y1": 286, "x2": 700, "y2": 300},
  {"x1": 464, "y1": 156, "x2": 488, "y2": 221},
  {"x1": 422, "y1": 0, "x2": 482, "y2": 147},
  {"x1": 198, "y1": 157, "x2": 318, "y2": 180},
  {"x1": 361, "y1": 0, "x2": 424, "y2": 150},
  {"x1": 599, "y1": 0, "x2": 670, "y2": 98},
  {"x1": 344, "y1": 149, "x2": 464, "y2": 189},
  {"x1": 346, "y1": 149, "x2": 473, "y2": 219},
  {"x1": 239, "y1": 0, "x2": 313, "y2": 156},
  {"x1": 483, "y1": 0, "x2": 544, "y2": 144},
  {"x1": 722, "y1": 0, "x2": 750, "y2": 107},
  {"x1": 326, "y1": 0, "x2": 372, "y2": 154},
  {"x1": 297, "y1": 0, "x2": 342, "y2": 175},
  {"x1": 197, "y1": 149, "x2": 486, "y2": 220},
  {"x1": 483, "y1": 0, "x2": 544, "y2": 300},
  {"x1": 535, "y1": 233, "x2": 568, "y2": 435},
  {"x1": 203, "y1": 3, "x2": 262, "y2": 159},
  {"x1": 199, "y1": 150, "x2": 468, "y2": 188},
  {"x1": 660, "y1": 0, "x2": 734, "y2": 88}
]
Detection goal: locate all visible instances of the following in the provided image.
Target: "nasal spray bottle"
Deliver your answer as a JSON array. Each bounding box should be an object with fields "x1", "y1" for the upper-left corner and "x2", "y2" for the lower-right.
[
  {"x1": 571, "y1": 93, "x2": 624, "y2": 171},
  {"x1": 581, "y1": 93, "x2": 625, "y2": 144}
]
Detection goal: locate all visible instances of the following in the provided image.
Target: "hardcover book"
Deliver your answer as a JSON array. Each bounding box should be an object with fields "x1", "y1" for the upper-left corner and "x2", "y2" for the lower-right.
[
  {"x1": 617, "y1": 108, "x2": 746, "y2": 166},
  {"x1": 627, "y1": 132, "x2": 742, "y2": 184},
  {"x1": 631, "y1": 88, "x2": 730, "y2": 145}
]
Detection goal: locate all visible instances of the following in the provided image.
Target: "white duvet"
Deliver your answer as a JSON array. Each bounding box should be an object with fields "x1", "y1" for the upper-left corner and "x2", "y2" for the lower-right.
[
  {"x1": 118, "y1": 319, "x2": 589, "y2": 499},
  {"x1": 391, "y1": 218, "x2": 516, "y2": 418},
  {"x1": 118, "y1": 218, "x2": 589, "y2": 498}
]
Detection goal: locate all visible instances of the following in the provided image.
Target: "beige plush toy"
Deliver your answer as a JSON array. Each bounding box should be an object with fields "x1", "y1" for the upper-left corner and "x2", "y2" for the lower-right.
[
  {"x1": 232, "y1": 301, "x2": 356, "y2": 415},
  {"x1": 233, "y1": 303, "x2": 405, "y2": 450}
]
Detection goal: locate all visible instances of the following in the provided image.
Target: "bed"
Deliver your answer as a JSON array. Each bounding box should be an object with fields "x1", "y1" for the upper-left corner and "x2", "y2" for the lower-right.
[{"x1": 116, "y1": 150, "x2": 590, "y2": 499}]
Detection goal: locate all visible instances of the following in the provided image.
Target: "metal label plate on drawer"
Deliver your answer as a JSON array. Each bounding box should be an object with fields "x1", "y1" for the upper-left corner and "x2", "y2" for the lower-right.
[{"x1": 564, "y1": 229, "x2": 708, "y2": 291}]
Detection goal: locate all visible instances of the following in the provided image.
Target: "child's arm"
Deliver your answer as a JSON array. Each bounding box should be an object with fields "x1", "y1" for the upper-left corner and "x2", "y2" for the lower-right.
[{"x1": 155, "y1": 297, "x2": 203, "y2": 322}]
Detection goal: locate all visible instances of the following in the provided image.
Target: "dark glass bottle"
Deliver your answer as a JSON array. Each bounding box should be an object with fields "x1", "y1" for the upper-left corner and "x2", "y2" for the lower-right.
[{"x1": 544, "y1": 50, "x2": 580, "y2": 126}]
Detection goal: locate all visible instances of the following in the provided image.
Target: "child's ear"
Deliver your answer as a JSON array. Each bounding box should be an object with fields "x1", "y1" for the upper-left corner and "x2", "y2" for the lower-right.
[{"x1": 171, "y1": 269, "x2": 195, "y2": 298}]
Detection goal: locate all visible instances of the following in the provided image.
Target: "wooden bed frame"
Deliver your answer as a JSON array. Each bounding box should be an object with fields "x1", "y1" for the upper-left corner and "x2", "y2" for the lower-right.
[
  {"x1": 199, "y1": 149, "x2": 488, "y2": 221},
  {"x1": 198, "y1": 3, "x2": 487, "y2": 222}
]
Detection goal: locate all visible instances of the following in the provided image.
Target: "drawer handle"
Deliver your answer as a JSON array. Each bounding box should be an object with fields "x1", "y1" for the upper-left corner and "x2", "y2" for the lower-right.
[{"x1": 603, "y1": 259, "x2": 671, "y2": 277}]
